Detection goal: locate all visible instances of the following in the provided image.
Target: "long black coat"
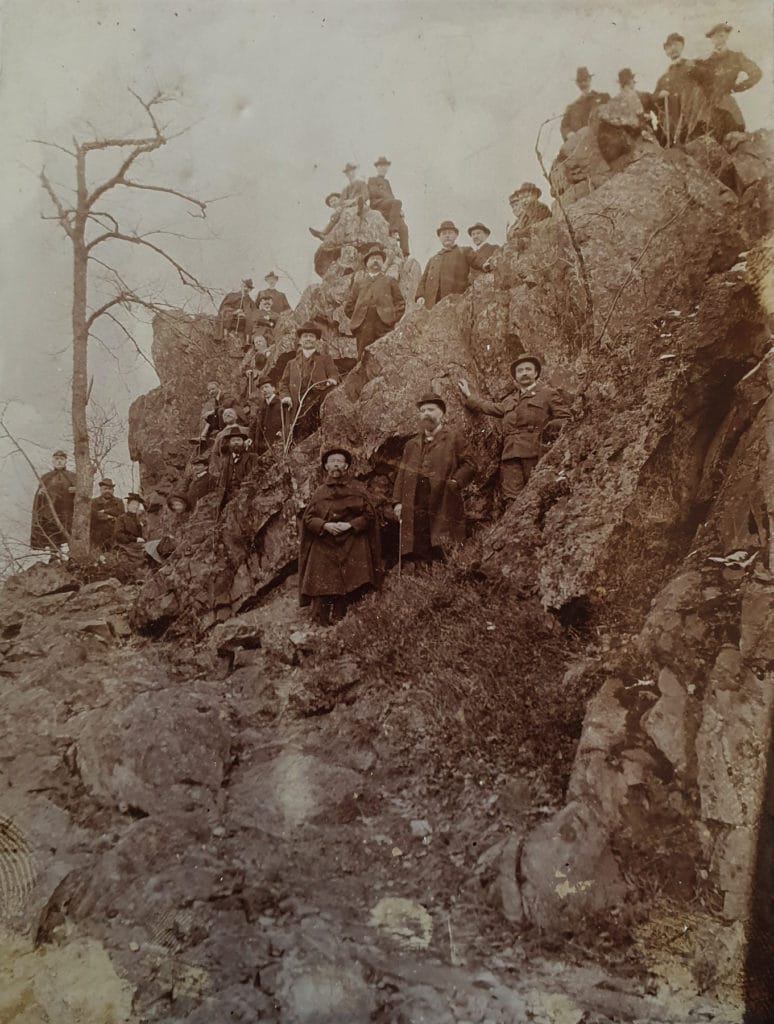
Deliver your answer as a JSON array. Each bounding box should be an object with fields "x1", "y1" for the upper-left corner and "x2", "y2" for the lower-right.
[
  {"x1": 254, "y1": 397, "x2": 285, "y2": 450},
  {"x1": 560, "y1": 90, "x2": 610, "y2": 140},
  {"x1": 255, "y1": 287, "x2": 291, "y2": 314},
  {"x1": 299, "y1": 479, "x2": 381, "y2": 604},
  {"x1": 90, "y1": 494, "x2": 125, "y2": 549},
  {"x1": 392, "y1": 427, "x2": 475, "y2": 556},
  {"x1": 30, "y1": 468, "x2": 76, "y2": 549},
  {"x1": 115, "y1": 511, "x2": 144, "y2": 546},
  {"x1": 415, "y1": 246, "x2": 470, "y2": 309},
  {"x1": 216, "y1": 452, "x2": 259, "y2": 510}
]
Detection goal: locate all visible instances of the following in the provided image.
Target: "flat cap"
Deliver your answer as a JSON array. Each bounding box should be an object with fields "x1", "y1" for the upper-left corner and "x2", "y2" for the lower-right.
[
  {"x1": 362, "y1": 243, "x2": 386, "y2": 261},
  {"x1": 98, "y1": 478, "x2": 115, "y2": 487},
  {"x1": 52, "y1": 449, "x2": 67, "y2": 458}
]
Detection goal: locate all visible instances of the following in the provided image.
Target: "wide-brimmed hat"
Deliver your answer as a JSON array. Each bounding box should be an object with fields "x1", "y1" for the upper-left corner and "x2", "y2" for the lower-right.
[
  {"x1": 511, "y1": 355, "x2": 542, "y2": 378},
  {"x1": 52, "y1": 449, "x2": 67, "y2": 458},
  {"x1": 510, "y1": 182, "x2": 541, "y2": 201},
  {"x1": 126, "y1": 492, "x2": 146, "y2": 506},
  {"x1": 241, "y1": 278, "x2": 254, "y2": 289},
  {"x1": 264, "y1": 271, "x2": 279, "y2": 281},
  {"x1": 416, "y1": 393, "x2": 446, "y2": 413},
  {"x1": 362, "y1": 243, "x2": 386, "y2": 262},
  {"x1": 321, "y1": 447, "x2": 353, "y2": 468},
  {"x1": 342, "y1": 162, "x2": 358, "y2": 173},
  {"x1": 663, "y1": 32, "x2": 685, "y2": 47},
  {"x1": 98, "y1": 478, "x2": 115, "y2": 488},
  {"x1": 576, "y1": 66, "x2": 592, "y2": 83},
  {"x1": 374, "y1": 156, "x2": 391, "y2": 167},
  {"x1": 436, "y1": 220, "x2": 459, "y2": 236},
  {"x1": 296, "y1": 321, "x2": 323, "y2": 339},
  {"x1": 325, "y1": 192, "x2": 341, "y2": 206},
  {"x1": 706, "y1": 22, "x2": 732, "y2": 37},
  {"x1": 467, "y1": 222, "x2": 491, "y2": 237}
]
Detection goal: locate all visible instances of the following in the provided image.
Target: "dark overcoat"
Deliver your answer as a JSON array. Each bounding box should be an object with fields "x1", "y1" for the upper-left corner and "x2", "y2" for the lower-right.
[
  {"x1": 90, "y1": 494, "x2": 125, "y2": 549},
  {"x1": 299, "y1": 479, "x2": 381, "y2": 605},
  {"x1": 415, "y1": 246, "x2": 470, "y2": 309},
  {"x1": 255, "y1": 287, "x2": 291, "y2": 314},
  {"x1": 463, "y1": 382, "x2": 570, "y2": 460},
  {"x1": 254, "y1": 397, "x2": 285, "y2": 449},
  {"x1": 216, "y1": 452, "x2": 259, "y2": 510},
  {"x1": 560, "y1": 90, "x2": 610, "y2": 140},
  {"x1": 30, "y1": 468, "x2": 76, "y2": 549},
  {"x1": 392, "y1": 427, "x2": 476, "y2": 556},
  {"x1": 115, "y1": 511, "x2": 144, "y2": 546},
  {"x1": 344, "y1": 272, "x2": 405, "y2": 330},
  {"x1": 278, "y1": 351, "x2": 339, "y2": 416},
  {"x1": 466, "y1": 242, "x2": 500, "y2": 274}
]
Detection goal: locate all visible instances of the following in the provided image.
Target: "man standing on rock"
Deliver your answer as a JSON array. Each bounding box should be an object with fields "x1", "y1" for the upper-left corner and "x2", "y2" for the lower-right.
[
  {"x1": 653, "y1": 33, "x2": 704, "y2": 144},
  {"x1": 253, "y1": 378, "x2": 285, "y2": 451},
  {"x1": 392, "y1": 394, "x2": 475, "y2": 565},
  {"x1": 30, "y1": 449, "x2": 76, "y2": 555},
  {"x1": 216, "y1": 278, "x2": 257, "y2": 341},
  {"x1": 506, "y1": 184, "x2": 551, "y2": 251},
  {"x1": 256, "y1": 271, "x2": 291, "y2": 315},
  {"x1": 458, "y1": 356, "x2": 569, "y2": 501},
  {"x1": 465, "y1": 223, "x2": 500, "y2": 279},
  {"x1": 216, "y1": 426, "x2": 259, "y2": 511},
  {"x1": 299, "y1": 447, "x2": 381, "y2": 626},
  {"x1": 560, "y1": 67, "x2": 610, "y2": 140},
  {"x1": 691, "y1": 22, "x2": 762, "y2": 137},
  {"x1": 415, "y1": 221, "x2": 470, "y2": 310},
  {"x1": 279, "y1": 322, "x2": 339, "y2": 440},
  {"x1": 368, "y1": 156, "x2": 410, "y2": 257},
  {"x1": 90, "y1": 478, "x2": 125, "y2": 551},
  {"x1": 344, "y1": 244, "x2": 405, "y2": 360}
]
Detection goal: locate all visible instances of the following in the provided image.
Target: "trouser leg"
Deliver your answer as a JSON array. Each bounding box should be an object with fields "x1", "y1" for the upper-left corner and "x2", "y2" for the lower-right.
[{"x1": 500, "y1": 458, "x2": 538, "y2": 501}]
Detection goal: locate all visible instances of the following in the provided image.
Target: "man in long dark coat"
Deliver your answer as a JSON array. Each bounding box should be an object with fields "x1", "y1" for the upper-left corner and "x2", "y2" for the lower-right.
[
  {"x1": 465, "y1": 223, "x2": 500, "y2": 279},
  {"x1": 392, "y1": 394, "x2": 475, "y2": 564},
  {"x1": 217, "y1": 278, "x2": 258, "y2": 341},
  {"x1": 368, "y1": 156, "x2": 410, "y2": 256},
  {"x1": 653, "y1": 33, "x2": 705, "y2": 144},
  {"x1": 216, "y1": 426, "x2": 259, "y2": 511},
  {"x1": 458, "y1": 355, "x2": 569, "y2": 501},
  {"x1": 256, "y1": 271, "x2": 291, "y2": 315},
  {"x1": 30, "y1": 449, "x2": 76, "y2": 552},
  {"x1": 299, "y1": 447, "x2": 381, "y2": 625},
  {"x1": 415, "y1": 221, "x2": 470, "y2": 310},
  {"x1": 560, "y1": 67, "x2": 610, "y2": 140},
  {"x1": 90, "y1": 478, "x2": 125, "y2": 551},
  {"x1": 690, "y1": 22, "x2": 762, "y2": 137},
  {"x1": 344, "y1": 245, "x2": 405, "y2": 359},
  {"x1": 253, "y1": 378, "x2": 285, "y2": 451},
  {"x1": 279, "y1": 322, "x2": 339, "y2": 439}
]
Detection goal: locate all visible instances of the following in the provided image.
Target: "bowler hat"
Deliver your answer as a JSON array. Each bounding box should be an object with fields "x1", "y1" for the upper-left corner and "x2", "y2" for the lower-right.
[
  {"x1": 706, "y1": 22, "x2": 732, "y2": 37},
  {"x1": 511, "y1": 355, "x2": 542, "y2": 378},
  {"x1": 416, "y1": 393, "x2": 446, "y2": 413},
  {"x1": 166, "y1": 492, "x2": 190, "y2": 511},
  {"x1": 296, "y1": 321, "x2": 323, "y2": 339},
  {"x1": 362, "y1": 243, "x2": 386, "y2": 262},
  {"x1": 467, "y1": 222, "x2": 491, "y2": 237},
  {"x1": 436, "y1": 220, "x2": 459, "y2": 236},
  {"x1": 242, "y1": 278, "x2": 254, "y2": 289},
  {"x1": 52, "y1": 449, "x2": 67, "y2": 458},
  {"x1": 126, "y1": 492, "x2": 146, "y2": 506},
  {"x1": 321, "y1": 447, "x2": 353, "y2": 468},
  {"x1": 342, "y1": 162, "x2": 358, "y2": 173},
  {"x1": 374, "y1": 156, "x2": 391, "y2": 167},
  {"x1": 221, "y1": 425, "x2": 249, "y2": 440},
  {"x1": 510, "y1": 182, "x2": 541, "y2": 200},
  {"x1": 664, "y1": 32, "x2": 685, "y2": 46},
  {"x1": 264, "y1": 271, "x2": 278, "y2": 281},
  {"x1": 575, "y1": 66, "x2": 592, "y2": 83},
  {"x1": 618, "y1": 67, "x2": 635, "y2": 86},
  {"x1": 99, "y1": 478, "x2": 115, "y2": 488},
  {"x1": 257, "y1": 376, "x2": 275, "y2": 388}
]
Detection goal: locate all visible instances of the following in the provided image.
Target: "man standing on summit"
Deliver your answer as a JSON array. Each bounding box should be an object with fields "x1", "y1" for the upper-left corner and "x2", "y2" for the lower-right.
[
  {"x1": 560, "y1": 67, "x2": 610, "y2": 140},
  {"x1": 415, "y1": 221, "x2": 469, "y2": 310},
  {"x1": 368, "y1": 156, "x2": 410, "y2": 256}
]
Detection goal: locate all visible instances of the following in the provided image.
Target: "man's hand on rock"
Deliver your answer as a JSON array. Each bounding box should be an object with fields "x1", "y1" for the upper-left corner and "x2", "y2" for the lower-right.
[{"x1": 457, "y1": 379, "x2": 471, "y2": 398}]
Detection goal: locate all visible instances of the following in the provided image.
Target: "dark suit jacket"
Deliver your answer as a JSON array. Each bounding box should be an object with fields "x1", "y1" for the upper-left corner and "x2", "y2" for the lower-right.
[
  {"x1": 256, "y1": 287, "x2": 291, "y2": 314},
  {"x1": 466, "y1": 242, "x2": 500, "y2": 273},
  {"x1": 279, "y1": 351, "x2": 339, "y2": 413},
  {"x1": 217, "y1": 452, "x2": 259, "y2": 509},
  {"x1": 560, "y1": 91, "x2": 610, "y2": 139},
  {"x1": 463, "y1": 382, "x2": 570, "y2": 460},
  {"x1": 368, "y1": 176, "x2": 397, "y2": 207},
  {"x1": 254, "y1": 397, "x2": 284, "y2": 449},
  {"x1": 345, "y1": 272, "x2": 405, "y2": 330},
  {"x1": 115, "y1": 511, "x2": 144, "y2": 545},
  {"x1": 415, "y1": 246, "x2": 470, "y2": 309}
]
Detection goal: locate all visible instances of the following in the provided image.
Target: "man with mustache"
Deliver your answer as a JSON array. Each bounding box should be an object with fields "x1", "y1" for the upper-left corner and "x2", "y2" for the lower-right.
[{"x1": 392, "y1": 394, "x2": 475, "y2": 565}]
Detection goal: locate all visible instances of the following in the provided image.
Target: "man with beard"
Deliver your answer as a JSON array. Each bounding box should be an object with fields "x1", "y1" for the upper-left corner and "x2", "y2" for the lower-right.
[
  {"x1": 415, "y1": 221, "x2": 470, "y2": 310},
  {"x1": 344, "y1": 244, "x2": 405, "y2": 360},
  {"x1": 216, "y1": 426, "x2": 259, "y2": 511},
  {"x1": 392, "y1": 394, "x2": 475, "y2": 565},
  {"x1": 30, "y1": 449, "x2": 76, "y2": 555},
  {"x1": 90, "y1": 478, "x2": 125, "y2": 551},
  {"x1": 217, "y1": 277, "x2": 258, "y2": 341},
  {"x1": 256, "y1": 271, "x2": 291, "y2": 315},
  {"x1": 279, "y1": 322, "x2": 339, "y2": 440},
  {"x1": 458, "y1": 355, "x2": 569, "y2": 501},
  {"x1": 299, "y1": 447, "x2": 381, "y2": 626}
]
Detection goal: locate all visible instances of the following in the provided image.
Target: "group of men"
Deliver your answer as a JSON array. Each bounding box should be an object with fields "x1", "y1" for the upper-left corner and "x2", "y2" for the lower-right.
[
  {"x1": 216, "y1": 270, "x2": 291, "y2": 343},
  {"x1": 560, "y1": 22, "x2": 761, "y2": 147}
]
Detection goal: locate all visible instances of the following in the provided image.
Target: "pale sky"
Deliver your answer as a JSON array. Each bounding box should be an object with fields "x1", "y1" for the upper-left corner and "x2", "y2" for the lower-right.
[{"x1": 0, "y1": 0, "x2": 771, "y2": 545}]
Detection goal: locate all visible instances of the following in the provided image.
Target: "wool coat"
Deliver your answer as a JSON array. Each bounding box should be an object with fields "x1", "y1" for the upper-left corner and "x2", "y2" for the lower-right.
[
  {"x1": 90, "y1": 494, "x2": 125, "y2": 549},
  {"x1": 560, "y1": 90, "x2": 610, "y2": 140},
  {"x1": 30, "y1": 468, "x2": 76, "y2": 548},
  {"x1": 255, "y1": 287, "x2": 291, "y2": 314},
  {"x1": 299, "y1": 479, "x2": 381, "y2": 605},
  {"x1": 392, "y1": 426, "x2": 476, "y2": 556},
  {"x1": 114, "y1": 511, "x2": 145, "y2": 546},
  {"x1": 415, "y1": 245, "x2": 470, "y2": 309},
  {"x1": 463, "y1": 382, "x2": 570, "y2": 460},
  {"x1": 466, "y1": 242, "x2": 500, "y2": 275},
  {"x1": 278, "y1": 351, "x2": 339, "y2": 416},
  {"x1": 345, "y1": 272, "x2": 405, "y2": 331},
  {"x1": 254, "y1": 396, "x2": 285, "y2": 449},
  {"x1": 216, "y1": 452, "x2": 259, "y2": 510}
]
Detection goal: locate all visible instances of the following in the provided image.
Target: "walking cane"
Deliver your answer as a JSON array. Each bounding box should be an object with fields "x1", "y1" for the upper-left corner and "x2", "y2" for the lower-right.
[
  {"x1": 664, "y1": 99, "x2": 671, "y2": 147},
  {"x1": 397, "y1": 510, "x2": 402, "y2": 578}
]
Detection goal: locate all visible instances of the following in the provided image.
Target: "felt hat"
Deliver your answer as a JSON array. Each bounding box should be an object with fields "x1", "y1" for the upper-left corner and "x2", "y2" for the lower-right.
[
  {"x1": 221, "y1": 425, "x2": 249, "y2": 440},
  {"x1": 416, "y1": 393, "x2": 447, "y2": 413},
  {"x1": 296, "y1": 321, "x2": 323, "y2": 339},
  {"x1": 321, "y1": 446, "x2": 353, "y2": 468},
  {"x1": 342, "y1": 162, "x2": 358, "y2": 173},
  {"x1": 362, "y1": 243, "x2": 386, "y2": 262},
  {"x1": 264, "y1": 271, "x2": 279, "y2": 282},
  {"x1": 576, "y1": 66, "x2": 592, "y2": 83},
  {"x1": 241, "y1": 278, "x2": 254, "y2": 289},
  {"x1": 98, "y1": 478, "x2": 115, "y2": 488},
  {"x1": 510, "y1": 182, "x2": 541, "y2": 201},
  {"x1": 257, "y1": 376, "x2": 275, "y2": 388},
  {"x1": 325, "y1": 192, "x2": 341, "y2": 206},
  {"x1": 436, "y1": 220, "x2": 459, "y2": 236},
  {"x1": 166, "y1": 492, "x2": 190, "y2": 511},
  {"x1": 52, "y1": 449, "x2": 67, "y2": 458},
  {"x1": 467, "y1": 222, "x2": 491, "y2": 237},
  {"x1": 618, "y1": 67, "x2": 635, "y2": 86},
  {"x1": 706, "y1": 22, "x2": 732, "y2": 37},
  {"x1": 374, "y1": 156, "x2": 391, "y2": 167},
  {"x1": 511, "y1": 355, "x2": 542, "y2": 378},
  {"x1": 664, "y1": 32, "x2": 685, "y2": 46},
  {"x1": 126, "y1": 492, "x2": 146, "y2": 506}
]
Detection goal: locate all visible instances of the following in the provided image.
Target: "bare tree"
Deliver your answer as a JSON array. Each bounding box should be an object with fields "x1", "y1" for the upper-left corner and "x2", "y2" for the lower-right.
[
  {"x1": 87, "y1": 399, "x2": 126, "y2": 480},
  {"x1": 37, "y1": 89, "x2": 217, "y2": 560}
]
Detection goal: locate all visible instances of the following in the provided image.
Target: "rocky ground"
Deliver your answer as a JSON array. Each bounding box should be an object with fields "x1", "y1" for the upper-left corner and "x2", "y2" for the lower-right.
[{"x1": 0, "y1": 562, "x2": 750, "y2": 1023}]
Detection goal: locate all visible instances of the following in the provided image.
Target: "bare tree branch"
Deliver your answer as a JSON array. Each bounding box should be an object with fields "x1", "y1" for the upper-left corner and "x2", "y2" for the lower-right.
[
  {"x1": 40, "y1": 168, "x2": 74, "y2": 237},
  {"x1": 31, "y1": 138, "x2": 76, "y2": 158},
  {"x1": 85, "y1": 229, "x2": 212, "y2": 291}
]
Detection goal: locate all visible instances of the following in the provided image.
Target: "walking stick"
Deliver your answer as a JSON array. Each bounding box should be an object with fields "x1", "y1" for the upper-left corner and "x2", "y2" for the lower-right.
[
  {"x1": 397, "y1": 512, "x2": 402, "y2": 578},
  {"x1": 664, "y1": 98, "x2": 671, "y2": 147}
]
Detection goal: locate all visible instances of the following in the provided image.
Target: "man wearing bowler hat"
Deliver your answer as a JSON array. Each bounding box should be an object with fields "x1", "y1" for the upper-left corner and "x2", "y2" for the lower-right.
[
  {"x1": 299, "y1": 447, "x2": 381, "y2": 626},
  {"x1": 415, "y1": 221, "x2": 470, "y2": 310},
  {"x1": 465, "y1": 223, "x2": 500, "y2": 278},
  {"x1": 458, "y1": 355, "x2": 569, "y2": 501},
  {"x1": 279, "y1": 322, "x2": 339, "y2": 439},
  {"x1": 690, "y1": 22, "x2": 761, "y2": 136},
  {"x1": 506, "y1": 183, "x2": 551, "y2": 249},
  {"x1": 90, "y1": 478, "x2": 125, "y2": 551},
  {"x1": 344, "y1": 244, "x2": 406, "y2": 359},
  {"x1": 368, "y1": 156, "x2": 410, "y2": 256},
  {"x1": 561, "y1": 67, "x2": 610, "y2": 141},
  {"x1": 339, "y1": 162, "x2": 369, "y2": 216},
  {"x1": 392, "y1": 394, "x2": 476, "y2": 565},
  {"x1": 256, "y1": 271, "x2": 291, "y2": 315},
  {"x1": 215, "y1": 425, "x2": 259, "y2": 511}
]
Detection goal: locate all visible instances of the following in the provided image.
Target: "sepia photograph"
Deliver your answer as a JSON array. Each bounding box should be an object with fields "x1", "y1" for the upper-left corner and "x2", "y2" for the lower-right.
[{"x1": 0, "y1": 0, "x2": 772, "y2": 1021}]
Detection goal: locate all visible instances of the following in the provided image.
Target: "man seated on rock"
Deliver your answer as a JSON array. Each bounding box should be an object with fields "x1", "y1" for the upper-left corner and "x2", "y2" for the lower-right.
[
  {"x1": 90, "y1": 478, "x2": 125, "y2": 551},
  {"x1": 506, "y1": 184, "x2": 552, "y2": 250},
  {"x1": 690, "y1": 22, "x2": 762, "y2": 138},
  {"x1": 653, "y1": 32, "x2": 705, "y2": 145},
  {"x1": 415, "y1": 221, "x2": 470, "y2": 310},
  {"x1": 465, "y1": 223, "x2": 500, "y2": 278},
  {"x1": 114, "y1": 493, "x2": 147, "y2": 556},
  {"x1": 30, "y1": 449, "x2": 76, "y2": 557},
  {"x1": 216, "y1": 425, "x2": 259, "y2": 511},
  {"x1": 256, "y1": 271, "x2": 291, "y2": 314},
  {"x1": 392, "y1": 394, "x2": 475, "y2": 566},
  {"x1": 196, "y1": 381, "x2": 240, "y2": 447},
  {"x1": 560, "y1": 67, "x2": 610, "y2": 140},
  {"x1": 217, "y1": 278, "x2": 257, "y2": 341},
  {"x1": 344, "y1": 244, "x2": 406, "y2": 360},
  {"x1": 279, "y1": 322, "x2": 339, "y2": 441},
  {"x1": 209, "y1": 408, "x2": 248, "y2": 478},
  {"x1": 253, "y1": 378, "x2": 285, "y2": 451},
  {"x1": 299, "y1": 447, "x2": 381, "y2": 626},
  {"x1": 458, "y1": 355, "x2": 569, "y2": 502},
  {"x1": 309, "y1": 192, "x2": 343, "y2": 240},
  {"x1": 368, "y1": 156, "x2": 410, "y2": 256}
]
